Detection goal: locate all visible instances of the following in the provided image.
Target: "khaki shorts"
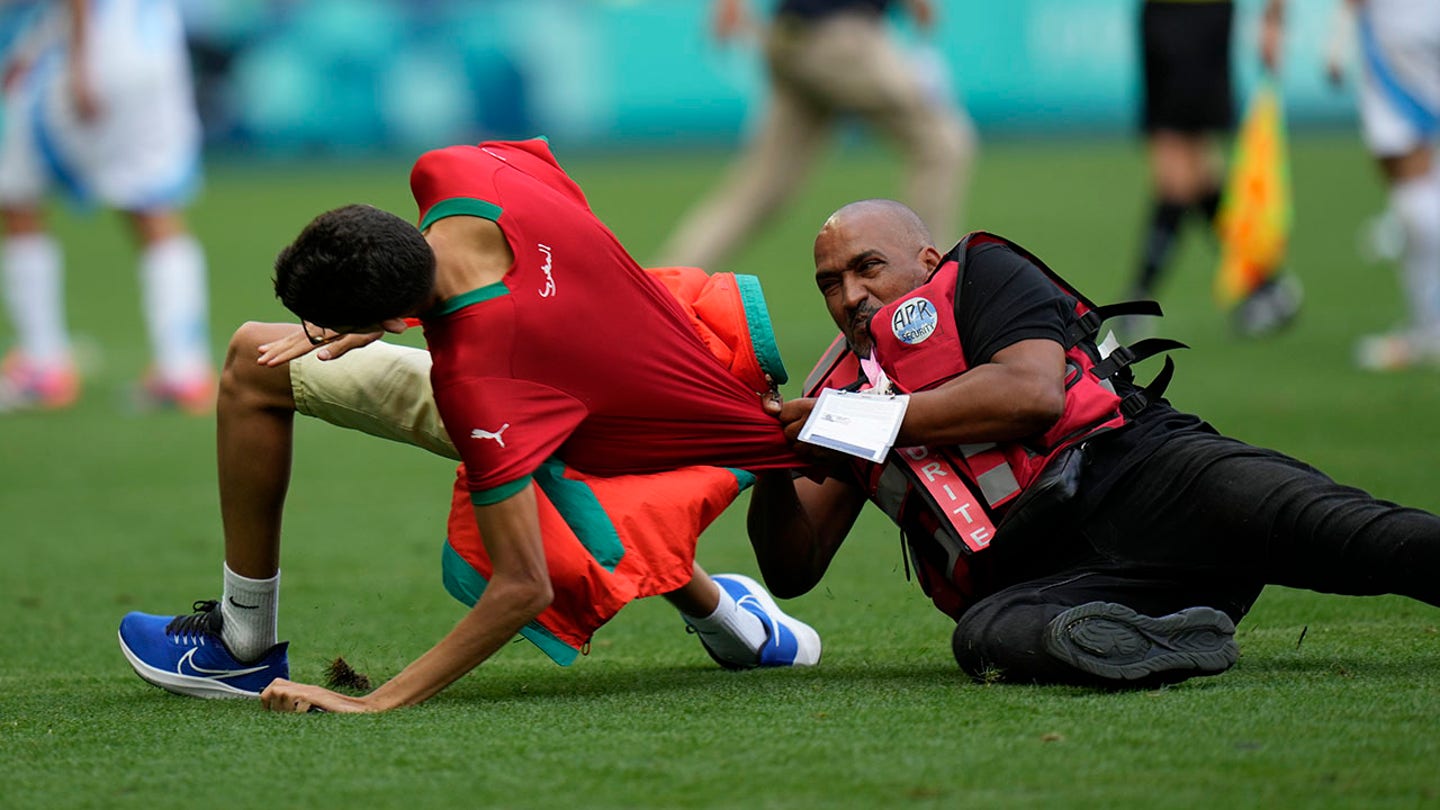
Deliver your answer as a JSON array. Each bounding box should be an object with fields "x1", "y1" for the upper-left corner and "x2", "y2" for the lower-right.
[{"x1": 289, "y1": 341, "x2": 459, "y2": 461}]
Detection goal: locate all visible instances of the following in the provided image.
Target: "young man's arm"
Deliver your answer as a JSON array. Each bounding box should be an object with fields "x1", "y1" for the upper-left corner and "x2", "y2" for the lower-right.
[
  {"x1": 253, "y1": 319, "x2": 409, "y2": 367},
  {"x1": 258, "y1": 485, "x2": 552, "y2": 713}
]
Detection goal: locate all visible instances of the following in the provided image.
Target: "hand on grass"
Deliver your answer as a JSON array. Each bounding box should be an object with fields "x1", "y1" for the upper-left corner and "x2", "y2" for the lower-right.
[{"x1": 259, "y1": 678, "x2": 378, "y2": 714}]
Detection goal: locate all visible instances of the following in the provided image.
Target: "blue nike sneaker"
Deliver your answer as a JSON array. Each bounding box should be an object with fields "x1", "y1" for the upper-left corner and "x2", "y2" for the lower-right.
[
  {"x1": 118, "y1": 600, "x2": 288, "y2": 699},
  {"x1": 700, "y1": 574, "x2": 822, "y2": 669}
]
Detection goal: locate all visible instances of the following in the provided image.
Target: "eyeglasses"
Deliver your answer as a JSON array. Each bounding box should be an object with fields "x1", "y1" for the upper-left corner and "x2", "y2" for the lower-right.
[{"x1": 301, "y1": 321, "x2": 342, "y2": 347}]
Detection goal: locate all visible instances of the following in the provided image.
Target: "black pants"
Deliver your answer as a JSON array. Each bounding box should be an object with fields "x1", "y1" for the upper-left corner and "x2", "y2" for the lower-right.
[
  {"x1": 953, "y1": 433, "x2": 1440, "y2": 685},
  {"x1": 1140, "y1": 0, "x2": 1234, "y2": 133}
]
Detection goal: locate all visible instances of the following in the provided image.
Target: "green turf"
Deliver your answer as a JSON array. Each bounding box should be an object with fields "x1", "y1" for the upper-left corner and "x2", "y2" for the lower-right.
[{"x1": 4, "y1": 133, "x2": 1439, "y2": 808}]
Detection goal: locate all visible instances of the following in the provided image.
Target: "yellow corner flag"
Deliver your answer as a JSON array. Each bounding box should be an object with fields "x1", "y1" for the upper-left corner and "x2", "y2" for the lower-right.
[{"x1": 1214, "y1": 80, "x2": 1293, "y2": 307}]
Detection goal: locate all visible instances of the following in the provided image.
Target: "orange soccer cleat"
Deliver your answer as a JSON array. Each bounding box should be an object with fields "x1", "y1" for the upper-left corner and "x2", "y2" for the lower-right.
[{"x1": 0, "y1": 351, "x2": 80, "y2": 412}]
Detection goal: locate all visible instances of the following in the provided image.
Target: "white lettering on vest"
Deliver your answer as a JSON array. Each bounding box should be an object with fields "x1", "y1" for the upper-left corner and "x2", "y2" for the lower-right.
[
  {"x1": 898, "y1": 450, "x2": 997, "y2": 555},
  {"x1": 891, "y1": 296, "x2": 939, "y2": 345}
]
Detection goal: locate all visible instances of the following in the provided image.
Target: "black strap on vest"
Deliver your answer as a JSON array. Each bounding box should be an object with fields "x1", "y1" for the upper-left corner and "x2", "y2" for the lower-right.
[
  {"x1": 1090, "y1": 337, "x2": 1188, "y2": 380},
  {"x1": 1120, "y1": 354, "x2": 1177, "y2": 418},
  {"x1": 1087, "y1": 337, "x2": 1188, "y2": 418},
  {"x1": 1063, "y1": 300, "x2": 1164, "y2": 348}
]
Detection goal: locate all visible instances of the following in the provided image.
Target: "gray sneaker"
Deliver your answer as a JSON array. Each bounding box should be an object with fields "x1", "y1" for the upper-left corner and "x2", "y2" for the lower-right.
[
  {"x1": 1354, "y1": 330, "x2": 1440, "y2": 371},
  {"x1": 1231, "y1": 274, "x2": 1302, "y2": 338},
  {"x1": 1044, "y1": 601, "x2": 1238, "y2": 684}
]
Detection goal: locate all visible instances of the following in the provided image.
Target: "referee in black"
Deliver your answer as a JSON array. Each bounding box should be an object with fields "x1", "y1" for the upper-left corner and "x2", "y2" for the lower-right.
[{"x1": 1129, "y1": 0, "x2": 1298, "y2": 338}]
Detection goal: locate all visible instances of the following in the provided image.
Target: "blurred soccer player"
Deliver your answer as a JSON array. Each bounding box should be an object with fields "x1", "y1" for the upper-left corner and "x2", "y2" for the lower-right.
[
  {"x1": 653, "y1": 0, "x2": 974, "y2": 271},
  {"x1": 1128, "y1": 0, "x2": 1300, "y2": 338},
  {"x1": 0, "y1": 0, "x2": 214, "y2": 412},
  {"x1": 1316, "y1": 0, "x2": 1440, "y2": 370}
]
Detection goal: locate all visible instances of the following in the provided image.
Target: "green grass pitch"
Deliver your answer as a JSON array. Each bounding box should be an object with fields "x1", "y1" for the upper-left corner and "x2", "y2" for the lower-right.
[{"x1": 3, "y1": 133, "x2": 1439, "y2": 808}]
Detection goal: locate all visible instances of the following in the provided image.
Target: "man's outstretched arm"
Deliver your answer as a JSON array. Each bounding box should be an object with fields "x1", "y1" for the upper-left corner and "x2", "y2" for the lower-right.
[
  {"x1": 258, "y1": 485, "x2": 552, "y2": 713},
  {"x1": 748, "y1": 471, "x2": 867, "y2": 599}
]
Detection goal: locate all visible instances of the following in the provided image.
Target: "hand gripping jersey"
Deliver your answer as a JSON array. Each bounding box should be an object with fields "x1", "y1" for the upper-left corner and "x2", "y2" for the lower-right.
[{"x1": 803, "y1": 232, "x2": 1183, "y2": 618}]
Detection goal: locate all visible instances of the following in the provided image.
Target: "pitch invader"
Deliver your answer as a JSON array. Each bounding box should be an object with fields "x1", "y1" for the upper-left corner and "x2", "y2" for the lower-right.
[{"x1": 0, "y1": 0, "x2": 215, "y2": 412}]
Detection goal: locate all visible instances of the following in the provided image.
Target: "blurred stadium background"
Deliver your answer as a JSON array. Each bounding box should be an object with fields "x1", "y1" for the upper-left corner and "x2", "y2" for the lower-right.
[{"x1": 5, "y1": 0, "x2": 1357, "y2": 155}]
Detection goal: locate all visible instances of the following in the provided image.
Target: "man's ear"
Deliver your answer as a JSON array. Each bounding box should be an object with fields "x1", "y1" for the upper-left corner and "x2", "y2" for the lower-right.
[
  {"x1": 919, "y1": 245, "x2": 944, "y2": 274},
  {"x1": 381, "y1": 318, "x2": 411, "y2": 334}
]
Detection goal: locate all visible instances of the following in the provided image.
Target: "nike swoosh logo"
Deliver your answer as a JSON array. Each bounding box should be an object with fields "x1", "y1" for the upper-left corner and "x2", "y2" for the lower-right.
[
  {"x1": 176, "y1": 647, "x2": 270, "y2": 680},
  {"x1": 738, "y1": 594, "x2": 779, "y2": 650},
  {"x1": 228, "y1": 596, "x2": 260, "y2": 610}
]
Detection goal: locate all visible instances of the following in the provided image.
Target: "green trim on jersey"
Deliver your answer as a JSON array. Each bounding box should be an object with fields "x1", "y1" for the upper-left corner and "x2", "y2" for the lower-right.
[
  {"x1": 735, "y1": 274, "x2": 789, "y2": 385},
  {"x1": 420, "y1": 197, "x2": 503, "y2": 232},
  {"x1": 441, "y1": 541, "x2": 579, "y2": 666},
  {"x1": 726, "y1": 468, "x2": 757, "y2": 491},
  {"x1": 533, "y1": 459, "x2": 626, "y2": 572},
  {"x1": 434, "y1": 282, "x2": 510, "y2": 317},
  {"x1": 470, "y1": 475, "x2": 532, "y2": 506}
]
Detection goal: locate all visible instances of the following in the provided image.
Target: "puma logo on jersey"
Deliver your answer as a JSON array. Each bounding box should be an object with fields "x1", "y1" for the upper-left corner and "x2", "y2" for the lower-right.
[{"x1": 470, "y1": 424, "x2": 510, "y2": 447}]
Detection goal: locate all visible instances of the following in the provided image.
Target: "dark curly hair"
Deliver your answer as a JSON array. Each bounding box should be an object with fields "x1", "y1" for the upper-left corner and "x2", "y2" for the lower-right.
[{"x1": 274, "y1": 204, "x2": 436, "y2": 329}]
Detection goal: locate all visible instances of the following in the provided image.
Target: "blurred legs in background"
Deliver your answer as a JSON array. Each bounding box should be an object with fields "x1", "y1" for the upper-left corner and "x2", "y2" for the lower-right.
[
  {"x1": 655, "y1": 4, "x2": 974, "y2": 271},
  {"x1": 0, "y1": 0, "x2": 213, "y2": 411},
  {"x1": 1346, "y1": 0, "x2": 1440, "y2": 370}
]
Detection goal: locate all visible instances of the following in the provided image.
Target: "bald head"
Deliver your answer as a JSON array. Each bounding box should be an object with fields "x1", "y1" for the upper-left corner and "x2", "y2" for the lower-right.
[
  {"x1": 817, "y1": 199, "x2": 933, "y2": 259},
  {"x1": 812, "y1": 199, "x2": 943, "y2": 355}
]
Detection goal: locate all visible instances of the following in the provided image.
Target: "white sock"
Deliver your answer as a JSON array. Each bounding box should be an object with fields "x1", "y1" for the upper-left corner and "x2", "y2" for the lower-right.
[
  {"x1": 139, "y1": 233, "x2": 212, "y2": 383},
  {"x1": 1391, "y1": 173, "x2": 1440, "y2": 338},
  {"x1": 684, "y1": 584, "x2": 768, "y2": 666},
  {"x1": 220, "y1": 562, "x2": 280, "y2": 662},
  {"x1": 2, "y1": 233, "x2": 70, "y2": 364}
]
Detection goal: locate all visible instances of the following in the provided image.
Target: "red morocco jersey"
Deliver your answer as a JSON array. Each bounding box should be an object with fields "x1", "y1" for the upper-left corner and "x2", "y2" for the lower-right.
[{"x1": 413, "y1": 139, "x2": 798, "y2": 502}]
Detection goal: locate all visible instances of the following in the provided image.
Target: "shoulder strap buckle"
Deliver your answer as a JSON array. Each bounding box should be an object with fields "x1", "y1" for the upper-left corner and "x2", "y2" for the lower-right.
[
  {"x1": 1064, "y1": 300, "x2": 1165, "y2": 348},
  {"x1": 1119, "y1": 354, "x2": 1178, "y2": 418},
  {"x1": 1091, "y1": 337, "x2": 1188, "y2": 380}
]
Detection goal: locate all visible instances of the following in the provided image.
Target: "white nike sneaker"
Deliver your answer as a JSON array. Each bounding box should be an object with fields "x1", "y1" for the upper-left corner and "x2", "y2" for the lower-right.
[{"x1": 700, "y1": 574, "x2": 822, "y2": 668}]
